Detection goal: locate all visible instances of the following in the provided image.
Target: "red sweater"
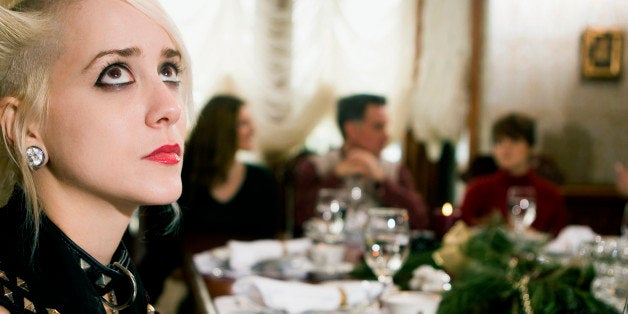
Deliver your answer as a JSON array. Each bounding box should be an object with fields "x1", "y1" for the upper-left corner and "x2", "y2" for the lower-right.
[{"x1": 459, "y1": 169, "x2": 566, "y2": 235}]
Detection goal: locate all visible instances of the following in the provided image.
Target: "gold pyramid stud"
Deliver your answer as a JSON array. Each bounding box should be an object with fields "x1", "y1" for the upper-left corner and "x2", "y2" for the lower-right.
[
  {"x1": 16, "y1": 277, "x2": 29, "y2": 292},
  {"x1": 46, "y1": 309, "x2": 61, "y2": 314},
  {"x1": 147, "y1": 304, "x2": 156, "y2": 313},
  {"x1": 3, "y1": 286, "x2": 13, "y2": 303},
  {"x1": 0, "y1": 270, "x2": 8, "y2": 281},
  {"x1": 24, "y1": 296, "x2": 36, "y2": 312}
]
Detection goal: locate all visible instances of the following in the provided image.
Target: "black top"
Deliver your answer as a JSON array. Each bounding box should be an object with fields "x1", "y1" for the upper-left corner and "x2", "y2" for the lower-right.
[
  {"x1": 0, "y1": 188, "x2": 151, "y2": 313},
  {"x1": 136, "y1": 164, "x2": 281, "y2": 302},
  {"x1": 179, "y1": 163, "x2": 280, "y2": 238}
]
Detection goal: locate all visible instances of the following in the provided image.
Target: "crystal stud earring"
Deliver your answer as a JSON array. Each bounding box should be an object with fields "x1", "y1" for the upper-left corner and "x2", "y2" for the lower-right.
[{"x1": 26, "y1": 146, "x2": 45, "y2": 169}]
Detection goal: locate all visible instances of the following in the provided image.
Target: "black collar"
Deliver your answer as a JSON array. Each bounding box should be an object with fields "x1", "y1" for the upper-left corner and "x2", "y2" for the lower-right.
[
  {"x1": 0, "y1": 188, "x2": 147, "y2": 313},
  {"x1": 45, "y1": 217, "x2": 137, "y2": 306}
]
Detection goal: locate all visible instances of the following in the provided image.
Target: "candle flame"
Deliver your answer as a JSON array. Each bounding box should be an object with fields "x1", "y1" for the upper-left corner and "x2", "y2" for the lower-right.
[{"x1": 442, "y1": 202, "x2": 454, "y2": 216}]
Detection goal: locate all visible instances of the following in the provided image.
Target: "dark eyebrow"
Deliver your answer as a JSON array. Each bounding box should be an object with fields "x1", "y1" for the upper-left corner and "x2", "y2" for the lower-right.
[
  {"x1": 163, "y1": 48, "x2": 181, "y2": 59},
  {"x1": 83, "y1": 47, "x2": 142, "y2": 72}
]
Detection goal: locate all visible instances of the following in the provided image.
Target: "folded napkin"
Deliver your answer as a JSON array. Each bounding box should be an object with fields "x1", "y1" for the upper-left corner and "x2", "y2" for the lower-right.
[
  {"x1": 544, "y1": 225, "x2": 599, "y2": 255},
  {"x1": 409, "y1": 265, "x2": 452, "y2": 293},
  {"x1": 231, "y1": 275, "x2": 383, "y2": 313},
  {"x1": 228, "y1": 238, "x2": 312, "y2": 274}
]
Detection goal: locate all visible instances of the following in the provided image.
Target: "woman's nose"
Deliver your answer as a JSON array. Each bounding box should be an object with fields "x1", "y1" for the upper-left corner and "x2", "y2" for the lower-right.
[{"x1": 145, "y1": 83, "x2": 183, "y2": 128}]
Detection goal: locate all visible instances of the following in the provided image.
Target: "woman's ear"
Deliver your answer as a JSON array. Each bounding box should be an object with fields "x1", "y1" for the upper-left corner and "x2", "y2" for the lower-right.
[{"x1": 0, "y1": 97, "x2": 19, "y2": 145}]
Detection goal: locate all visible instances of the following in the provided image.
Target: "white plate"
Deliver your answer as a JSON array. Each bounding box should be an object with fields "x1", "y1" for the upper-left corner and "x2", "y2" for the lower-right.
[
  {"x1": 308, "y1": 262, "x2": 354, "y2": 281},
  {"x1": 380, "y1": 291, "x2": 441, "y2": 314},
  {"x1": 194, "y1": 246, "x2": 356, "y2": 280},
  {"x1": 214, "y1": 295, "x2": 382, "y2": 314}
]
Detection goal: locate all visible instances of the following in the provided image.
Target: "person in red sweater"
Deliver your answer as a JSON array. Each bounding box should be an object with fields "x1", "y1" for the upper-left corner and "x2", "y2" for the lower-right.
[{"x1": 460, "y1": 113, "x2": 566, "y2": 235}]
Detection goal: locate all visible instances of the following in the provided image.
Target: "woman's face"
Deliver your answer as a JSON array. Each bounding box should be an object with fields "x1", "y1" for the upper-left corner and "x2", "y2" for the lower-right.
[
  {"x1": 237, "y1": 105, "x2": 255, "y2": 151},
  {"x1": 39, "y1": 0, "x2": 187, "y2": 209}
]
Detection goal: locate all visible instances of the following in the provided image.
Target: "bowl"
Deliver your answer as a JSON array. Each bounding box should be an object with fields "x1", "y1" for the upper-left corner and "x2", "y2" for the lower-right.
[{"x1": 380, "y1": 291, "x2": 441, "y2": 314}]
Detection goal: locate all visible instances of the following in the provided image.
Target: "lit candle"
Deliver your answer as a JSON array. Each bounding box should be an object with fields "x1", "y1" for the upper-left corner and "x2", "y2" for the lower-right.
[
  {"x1": 442, "y1": 202, "x2": 454, "y2": 217},
  {"x1": 432, "y1": 202, "x2": 461, "y2": 239}
]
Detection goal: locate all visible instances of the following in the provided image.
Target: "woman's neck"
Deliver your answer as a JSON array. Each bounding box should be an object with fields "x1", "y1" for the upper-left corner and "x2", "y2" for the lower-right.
[{"x1": 38, "y1": 182, "x2": 134, "y2": 265}]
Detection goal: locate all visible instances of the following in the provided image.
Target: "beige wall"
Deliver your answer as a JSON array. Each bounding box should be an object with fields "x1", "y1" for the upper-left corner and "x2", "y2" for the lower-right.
[{"x1": 479, "y1": 0, "x2": 628, "y2": 184}]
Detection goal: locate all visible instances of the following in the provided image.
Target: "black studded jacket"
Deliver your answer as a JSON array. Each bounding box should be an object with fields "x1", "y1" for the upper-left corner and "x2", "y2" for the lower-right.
[{"x1": 0, "y1": 188, "x2": 153, "y2": 313}]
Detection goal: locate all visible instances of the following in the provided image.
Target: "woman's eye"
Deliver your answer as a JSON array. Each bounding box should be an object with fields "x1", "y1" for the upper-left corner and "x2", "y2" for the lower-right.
[
  {"x1": 95, "y1": 64, "x2": 134, "y2": 87},
  {"x1": 160, "y1": 63, "x2": 181, "y2": 84}
]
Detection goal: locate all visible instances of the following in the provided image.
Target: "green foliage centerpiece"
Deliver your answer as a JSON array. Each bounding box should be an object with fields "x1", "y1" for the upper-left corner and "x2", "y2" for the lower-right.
[{"x1": 433, "y1": 221, "x2": 619, "y2": 314}]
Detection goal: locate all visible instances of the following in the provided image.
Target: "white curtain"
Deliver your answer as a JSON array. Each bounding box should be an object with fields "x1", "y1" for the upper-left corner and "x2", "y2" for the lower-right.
[
  {"x1": 410, "y1": 0, "x2": 472, "y2": 161},
  {"x1": 159, "y1": 0, "x2": 470, "y2": 162}
]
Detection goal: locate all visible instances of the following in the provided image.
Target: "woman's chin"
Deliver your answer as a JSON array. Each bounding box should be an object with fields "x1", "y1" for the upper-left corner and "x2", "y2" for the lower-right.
[{"x1": 141, "y1": 185, "x2": 182, "y2": 205}]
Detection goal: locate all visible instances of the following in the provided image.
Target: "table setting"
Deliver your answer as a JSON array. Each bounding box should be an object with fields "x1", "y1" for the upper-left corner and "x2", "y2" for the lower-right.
[{"x1": 191, "y1": 185, "x2": 627, "y2": 313}]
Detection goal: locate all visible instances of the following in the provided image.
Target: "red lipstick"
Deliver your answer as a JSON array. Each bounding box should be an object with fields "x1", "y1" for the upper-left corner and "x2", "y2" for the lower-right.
[{"x1": 144, "y1": 144, "x2": 181, "y2": 165}]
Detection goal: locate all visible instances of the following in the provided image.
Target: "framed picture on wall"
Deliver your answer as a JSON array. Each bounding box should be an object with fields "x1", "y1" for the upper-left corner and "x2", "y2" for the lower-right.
[{"x1": 581, "y1": 28, "x2": 624, "y2": 80}]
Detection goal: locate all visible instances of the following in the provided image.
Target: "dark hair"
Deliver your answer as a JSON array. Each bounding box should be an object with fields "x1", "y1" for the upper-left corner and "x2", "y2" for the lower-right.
[
  {"x1": 491, "y1": 113, "x2": 536, "y2": 146},
  {"x1": 336, "y1": 94, "x2": 386, "y2": 138},
  {"x1": 182, "y1": 94, "x2": 244, "y2": 188}
]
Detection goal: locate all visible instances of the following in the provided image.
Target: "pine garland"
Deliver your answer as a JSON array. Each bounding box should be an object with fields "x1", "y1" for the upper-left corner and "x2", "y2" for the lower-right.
[{"x1": 436, "y1": 225, "x2": 619, "y2": 314}]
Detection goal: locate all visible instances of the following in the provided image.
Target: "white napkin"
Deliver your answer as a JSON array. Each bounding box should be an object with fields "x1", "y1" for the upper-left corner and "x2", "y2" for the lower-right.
[
  {"x1": 409, "y1": 265, "x2": 451, "y2": 293},
  {"x1": 231, "y1": 275, "x2": 383, "y2": 313},
  {"x1": 228, "y1": 238, "x2": 312, "y2": 274},
  {"x1": 544, "y1": 225, "x2": 599, "y2": 255}
]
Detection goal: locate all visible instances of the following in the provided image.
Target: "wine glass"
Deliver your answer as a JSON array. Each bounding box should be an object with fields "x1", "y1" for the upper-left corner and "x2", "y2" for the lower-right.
[
  {"x1": 507, "y1": 186, "x2": 537, "y2": 236},
  {"x1": 342, "y1": 176, "x2": 377, "y2": 252},
  {"x1": 363, "y1": 207, "x2": 410, "y2": 290},
  {"x1": 314, "y1": 188, "x2": 348, "y2": 244}
]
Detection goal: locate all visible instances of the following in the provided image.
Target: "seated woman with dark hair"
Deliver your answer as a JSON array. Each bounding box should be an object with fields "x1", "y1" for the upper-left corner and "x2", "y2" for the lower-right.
[
  {"x1": 459, "y1": 113, "x2": 567, "y2": 235},
  {"x1": 179, "y1": 95, "x2": 280, "y2": 242}
]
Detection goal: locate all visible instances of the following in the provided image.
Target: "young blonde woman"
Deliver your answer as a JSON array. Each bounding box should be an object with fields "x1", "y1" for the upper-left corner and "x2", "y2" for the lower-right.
[{"x1": 0, "y1": 0, "x2": 192, "y2": 312}]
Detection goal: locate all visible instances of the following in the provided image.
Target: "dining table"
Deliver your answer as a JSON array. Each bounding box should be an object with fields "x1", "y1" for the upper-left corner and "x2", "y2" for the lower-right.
[
  {"x1": 179, "y1": 230, "x2": 442, "y2": 314},
  {"x1": 180, "y1": 224, "x2": 626, "y2": 314}
]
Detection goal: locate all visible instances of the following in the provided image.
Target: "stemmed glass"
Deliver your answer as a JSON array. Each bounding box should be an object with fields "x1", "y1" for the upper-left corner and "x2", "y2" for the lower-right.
[
  {"x1": 507, "y1": 186, "x2": 537, "y2": 238},
  {"x1": 363, "y1": 207, "x2": 410, "y2": 291},
  {"x1": 314, "y1": 188, "x2": 348, "y2": 244}
]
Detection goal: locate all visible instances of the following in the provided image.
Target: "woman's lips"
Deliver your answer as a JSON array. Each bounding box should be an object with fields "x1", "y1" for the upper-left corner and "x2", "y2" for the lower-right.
[{"x1": 144, "y1": 144, "x2": 181, "y2": 164}]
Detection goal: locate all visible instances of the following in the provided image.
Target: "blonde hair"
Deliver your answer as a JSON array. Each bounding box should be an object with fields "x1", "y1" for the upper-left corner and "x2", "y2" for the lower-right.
[{"x1": 0, "y1": 0, "x2": 192, "y2": 239}]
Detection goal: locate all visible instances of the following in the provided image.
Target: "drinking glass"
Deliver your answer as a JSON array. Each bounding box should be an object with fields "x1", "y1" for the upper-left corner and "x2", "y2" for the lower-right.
[
  {"x1": 315, "y1": 188, "x2": 348, "y2": 244},
  {"x1": 507, "y1": 186, "x2": 537, "y2": 235},
  {"x1": 590, "y1": 236, "x2": 628, "y2": 312},
  {"x1": 342, "y1": 176, "x2": 377, "y2": 252},
  {"x1": 363, "y1": 207, "x2": 410, "y2": 289}
]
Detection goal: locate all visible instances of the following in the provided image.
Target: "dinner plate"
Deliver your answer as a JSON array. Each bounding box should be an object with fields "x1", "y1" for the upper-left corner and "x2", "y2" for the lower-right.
[
  {"x1": 194, "y1": 246, "x2": 314, "y2": 280},
  {"x1": 194, "y1": 247, "x2": 236, "y2": 278},
  {"x1": 214, "y1": 295, "x2": 382, "y2": 314},
  {"x1": 251, "y1": 256, "x2": 313, "y2": 280},
  {"x1": 194, "y1": 246, "x2": 356, "y2": 280},
  {"x1": 308, "y1": 262, "x2": 355, "y2": 281}
]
